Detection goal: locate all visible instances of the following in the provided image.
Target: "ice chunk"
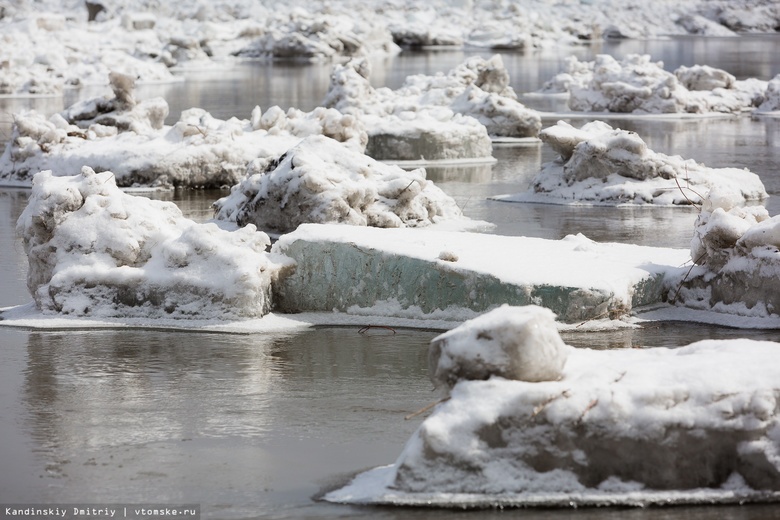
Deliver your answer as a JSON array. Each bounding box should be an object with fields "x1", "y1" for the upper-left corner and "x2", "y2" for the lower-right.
[
  {"x1": 540, "y1": 54, "x2": 766, "y2": 115},
  {"x1": 272, "y1": 224, "x2": 688, "y2": 323},
  {"x1": 213, "y1": 135, "x2": 463, "y2": 232},
  {"x1": 232, "y1": 9, "x2": 399, "y2": 60},
  {"x1": 323, "y1": 56, "x2": 540, "y2": 160},
  {"x1": 673, "y1": 189, "x2": 780, "y2": 317},
  {"x1": 429, "y1": 305, "x2": 570, "y2": 390},
  {"x1": 757, "y1": 74, "x2": 780, "y2": 113},
  {"x1": 0, "y1": 82, "x2": 367, "y2": 188},
  {"x1": 492, "y1": 120, "x2": 767, "y2": 206},
  {"x1": 16, "y1": 167, "x2": 293, "y2": 319},
  {"x1": 326, "y1": 314, "x2": 780, "y2": 506}
]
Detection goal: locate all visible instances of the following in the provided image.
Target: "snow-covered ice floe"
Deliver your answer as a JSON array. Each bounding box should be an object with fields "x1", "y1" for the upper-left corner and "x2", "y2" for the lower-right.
[
  {"x1": 492, "y1": 120, "x2": 767, "y2": 206},
  {"x1": 213, "y1": 135, "x2": 468, "y2": 233},
  {"x1": 323, "y1": 55, "x2": 541, "y2": 161},
  {"x1": 669, "y1": 188, "x2": 780, "y2": 319},
  {"x1": 325, "y1": 304, "x2": 780, "y2": 508},
  {"x1": 271, "y1": 224, "x2": 688, "y2": 323},
  {"x1": 537, "y1": 54, "x2": 768, "y2": 116},
  {"x1": 15, "y1": 167, "x2": 293, "y2": 319},
  {"x1": 231, "y1": 8, "x2": 400, "y2": 60},
  {"x1": 0, "y1": 72, "x2": 367, "y2": 188}
]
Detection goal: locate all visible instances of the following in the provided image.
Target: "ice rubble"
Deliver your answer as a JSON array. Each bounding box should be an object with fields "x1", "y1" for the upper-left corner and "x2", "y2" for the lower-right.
[
  {"x1": 0, "y1": 72, "x2": 367, "y2": 188},
  {"x1": 539, "y1": 54, "x2": 768, "y2": 115},
  {"x1": 492, "y1": 120, "x2": 767, "y2": 206},
  {"x1": 272, "y1": 224, "x2": 688, "y2": 323},
  {"x1": 16, "y1": 167, "x2": 293, "y2": 319},
  {"x1": 2, "y1": 0, "x2": 779, "y2": 97},
  {"x1": 672, "y1": 189, "x2": 780, "y2": 318},
  {"x1": 326, "y1": 305, "x2": 780, "y2": 507},
  {"x1": 213, "y1": 135, "x2": 462, "y2": 233},
  {"x1": 323, "y1": 56, "x2": 540, "y2": 160},
  {"x1": 231, "y1": 8, "x2": 400, "y2": 60}
]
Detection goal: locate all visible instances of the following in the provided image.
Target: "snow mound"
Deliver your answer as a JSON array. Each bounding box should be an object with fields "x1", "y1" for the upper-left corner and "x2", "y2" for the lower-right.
[
  {"x1": 492, "y1": 120, "x2": 767, "y2": 206},
  {"x1": 673, "y1": 188, "x2": 780, "y2": 317},
  {"x1": 16, "y1": 167, "x2": 293, "y2": 319},
  {"x1": 0, "y1": 77, "x2": 367, "y2": 188},
  {"x1": 213, "y1": 135, "x2": 462, "y2": 233},
  {"x1": 429, "y1": 305, "x2": 570, "y2": 390},
  {"x1": 0, "y1": 14, "x2": 178, "y2": 96},
  {"x1": 232, "y1": 9, "x2": 399, "y2": 60},
  {"x1": 542, "y1": 54, "x2": 767, "y2": 115},
  {"x1": 327, "y1": 316, "x2": 780, "y2": 506},
  {"x1": 323, "y1": 56, "x2": 540, "y2": 160}
]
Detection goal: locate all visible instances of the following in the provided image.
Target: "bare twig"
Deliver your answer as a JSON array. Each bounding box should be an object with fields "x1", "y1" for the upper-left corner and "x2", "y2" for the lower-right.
[
  {"x1": 669, "y1": 251, "x2": 707, "y2": 304},
  {"x1": 405, "y1": 397, "x2": 450, "y2": 420},
  {"x1": 358, "y1": 324, "x2": 396, "y2": 335}
]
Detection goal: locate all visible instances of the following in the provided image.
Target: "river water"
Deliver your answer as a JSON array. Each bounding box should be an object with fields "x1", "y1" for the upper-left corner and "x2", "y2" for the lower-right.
[{"x1": 3, "y1": 36, "x2": 780, "y2": 519}]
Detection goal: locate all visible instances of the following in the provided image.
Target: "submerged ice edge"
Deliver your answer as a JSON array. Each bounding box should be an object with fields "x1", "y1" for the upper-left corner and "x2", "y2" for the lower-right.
[{"x1": 322, "y1": 465, "x2": 780, "y2": 509}]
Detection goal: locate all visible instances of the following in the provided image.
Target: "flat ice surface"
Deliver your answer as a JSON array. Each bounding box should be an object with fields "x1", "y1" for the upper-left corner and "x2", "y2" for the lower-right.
[
  {"x1": 272, "y1": 224, "x2": 689, "y2": 323},
  {"x1": 326, "y1": 337, "x2": 780, "y2": 507}
]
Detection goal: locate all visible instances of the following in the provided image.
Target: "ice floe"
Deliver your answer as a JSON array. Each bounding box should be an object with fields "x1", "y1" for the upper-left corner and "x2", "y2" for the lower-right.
[
  {"x1": 232, "y1": 8, "x2": 400, "y2": 60},
  {"x1": 272, "y1": 224, "x2": 688, "y2": 323},
  {"x1": 492, "y1": 120, "x2": 768, "y2": 206},
  {"x1": 671, "y1": 188, "x2": 780, "y2": 318},
  {"x1": 16, "y1": 167, "x2": 293, "y2": 319},
  {"x1": 213, "y1": 135, "x2": 464, "y2": 233},
  {"x1": 539, "y1": 54, "x2": 768, "y2": 115},
  {"x1": 0, "y1": 73, "x2": 367, "y2": 188},
  {"x1": 2, "y1": 0, "x2": 779, "y2": 97},
  {"x1": 326, "y1": 305, "x2": 780, "y2": 507},
  {"x1": 323, "y1": 55, "x2": 540, "y2": 161}
]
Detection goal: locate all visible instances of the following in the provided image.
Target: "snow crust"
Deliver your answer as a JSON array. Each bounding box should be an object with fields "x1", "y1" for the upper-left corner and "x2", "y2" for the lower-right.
[
  {"x1": 327, "y1": 308, "x2": 780, "y2": 507},
  {"x1": 16, "y1": 167, "x2": 293, "y2": 319},
  {"x1": 541, "y1": 54, "x2": 768, "y2": 115},
  {"x1": 0, "y1": 76, "x2": 367, "y2": 188},
  {"x1": 323, "y1": 56, "x2": 539, "y2": 160},
  {"x1": 212, "y1": 135, "x2": 463, "y2": 233},
  {"x1": 493, "y1": 120, "x2": 767, "y2": 206},
  {"x1": 673, "y1": 189, "x2": 780, "y2": 318},
  {"x1": 272, "y1": 224, "x2": 688, "y2": 323}
]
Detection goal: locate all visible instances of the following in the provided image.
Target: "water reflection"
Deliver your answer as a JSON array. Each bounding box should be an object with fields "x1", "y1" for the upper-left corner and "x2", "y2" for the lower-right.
[
  {"x1": 0, "y1": 189, "x2": 31, "y2": 307},
  {"x1": 14, "y1": 327, "x2": 435, "y2": 512}
]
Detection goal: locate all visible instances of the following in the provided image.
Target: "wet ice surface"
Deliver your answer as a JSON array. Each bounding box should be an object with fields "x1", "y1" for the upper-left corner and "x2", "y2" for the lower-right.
[{"x1": 3, "y1": 37, "x2": 780, "y2": 518}]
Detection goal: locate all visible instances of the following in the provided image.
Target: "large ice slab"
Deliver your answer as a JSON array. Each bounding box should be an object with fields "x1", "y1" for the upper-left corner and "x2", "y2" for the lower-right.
[
  {"x1": 326, "y1": 306, "x2": 780, "y2": 508},
  {"x1": 271, "y1": 224, "x2": 688, "y2": 323},
  {"x1": 16, "y1": 167, "x2": 293, "y2": 319},
  {"x1": 492, "y1": 120, "x2": 767, "y2": 206}
]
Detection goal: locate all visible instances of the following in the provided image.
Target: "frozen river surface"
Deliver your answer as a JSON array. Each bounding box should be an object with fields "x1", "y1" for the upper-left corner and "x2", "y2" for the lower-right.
[{"x1": 3, "y1": 36, "x2": 780, "y2": 519}]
